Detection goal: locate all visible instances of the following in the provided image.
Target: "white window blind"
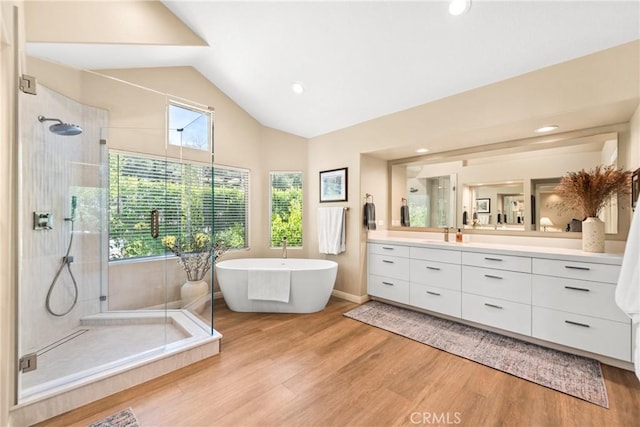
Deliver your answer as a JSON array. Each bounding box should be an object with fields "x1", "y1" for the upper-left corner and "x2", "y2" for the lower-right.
[
  {"x1": 109, "y1": 153, "x2": 248, "y2": 261},
  {"x1": 270, "y1": 171, "x2": 303, "y2": 247},
  {"x1": 213, "y1": 166, "x2": 249, "y2": 249}
]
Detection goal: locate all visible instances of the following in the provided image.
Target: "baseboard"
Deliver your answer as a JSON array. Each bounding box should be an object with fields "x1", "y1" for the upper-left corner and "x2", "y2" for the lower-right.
[
  {"x1": 331, "y1": 289, "x2": 370, "y2": 304},
  {"x1": 213, "y1": 291, "x2": 224, "y2": 300}
]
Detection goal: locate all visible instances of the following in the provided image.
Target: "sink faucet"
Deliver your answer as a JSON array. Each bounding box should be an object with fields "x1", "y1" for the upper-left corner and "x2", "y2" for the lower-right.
[
  {"x1": 282, "y1": 237, "x2": 288, "y2": 259},
  {"x1": 443, "y1": 227, "x2": 450, "y2": 242}
]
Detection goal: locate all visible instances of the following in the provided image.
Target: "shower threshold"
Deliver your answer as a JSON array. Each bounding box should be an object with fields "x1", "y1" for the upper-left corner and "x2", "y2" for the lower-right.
[{"x1": 12, "y1": 309, "x2": 221, "y2": 426}]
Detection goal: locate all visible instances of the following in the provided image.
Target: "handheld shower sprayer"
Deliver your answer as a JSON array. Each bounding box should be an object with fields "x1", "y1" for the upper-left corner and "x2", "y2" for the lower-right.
[{"x1": 47, "y1": 195, "x2": 79, "y2": 316}]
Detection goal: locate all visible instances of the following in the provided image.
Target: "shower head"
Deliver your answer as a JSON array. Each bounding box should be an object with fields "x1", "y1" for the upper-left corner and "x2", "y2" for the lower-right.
[{"x1": 38, "y1": 115, "x2": 83, "y2": 136}]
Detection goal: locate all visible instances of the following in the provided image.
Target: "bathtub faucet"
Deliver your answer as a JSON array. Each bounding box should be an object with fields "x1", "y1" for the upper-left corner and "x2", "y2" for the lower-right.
[{"x1": 282, "y1": 237, "x2": 288, "y2": 259}]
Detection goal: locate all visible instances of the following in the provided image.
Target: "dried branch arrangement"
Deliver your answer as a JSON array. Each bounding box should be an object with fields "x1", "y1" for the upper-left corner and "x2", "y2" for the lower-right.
[{"x1": 555, "y1": 165, "x2": 630, "y2": 218}]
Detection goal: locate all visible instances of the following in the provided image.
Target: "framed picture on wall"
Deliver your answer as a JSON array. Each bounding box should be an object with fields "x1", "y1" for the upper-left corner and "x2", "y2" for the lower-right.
[
  {"x1": 319, "y1": 167, "x2": 348, "y2": 202},
  {"x1": 476, "y1": 198, "x2": 491, "y2": 213},
  {"x1": 632, "y1": 168, "x2": 640, "y2": 210}
]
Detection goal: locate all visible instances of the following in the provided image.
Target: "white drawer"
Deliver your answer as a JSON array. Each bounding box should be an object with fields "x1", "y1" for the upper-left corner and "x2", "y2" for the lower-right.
[
  {"x1": 368, "y1": 274, "x2": 410, "y2": 304},
  {"x1": 368, "y1": 243, "x2": 410, "y2": 258},
  {"x1": 368, "y1": 253, "x2": 410, "y2": 281},
  {"x1": 461, "y1": 292, "x2": 531, "y2": 336},
  {"x1": 410, "y1": 283, "x2": 461, "y2": 318},
  {"x1": 410, "y1": 246, "x2": 461, "y2": 264},
  {"x1": 462, "y1": 251, "x2": 531, "y2": 273},
  {"x1": 532, "y1": 258, "x2": 620, "y2": 284},
  {"x1": 532, "y1": 275, "x2": 629, "y2": 323},
  {"x1": 462, "y1": 266, "x2": 531, "y2": 304},
  {"x1": 532, "y1": 306, "x2": 631, "y2": 361},
  {"x1": 410, "y1": 259, "x2": 461, "y2": 291}
]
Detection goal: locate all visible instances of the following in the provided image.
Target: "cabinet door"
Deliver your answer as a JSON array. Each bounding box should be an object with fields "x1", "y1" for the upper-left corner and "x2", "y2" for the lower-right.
[
  {"x1": 463, "y1": 251, "x2": 531, "y2": 273},
  {"x1": 368, "y1": 274, "x2": 410, "y2": 304},
  {"x1": 368, "y1": 254, "x2": 410, "y2": 281},
  {"x1": 532, "y1": 306, "x2": 631, "y2": 362},
  {"x1": 461, "y1": 292, "x2": 531, "y2": 336},
  {"x1": 410, "y1": 283, "x2": 461, "y2": 318},
  {"x1": 532, "y1": 258, "x2": 620, "y2": 283},
  {"x1": 410, "y1": 246, "x2": 461, "y2": 264},
  {"x1": 462, "y1": 266, "x2": 531, "y2": 304},
  {"x1": 410, "y1": 259, "x2": 461, "y2": 291},
  {"x1": 368, "y1": 243, "x2": 410, "y2": 258},
  {"x1": 532, "y1": 275, "x2": 628, "y2": 323}
]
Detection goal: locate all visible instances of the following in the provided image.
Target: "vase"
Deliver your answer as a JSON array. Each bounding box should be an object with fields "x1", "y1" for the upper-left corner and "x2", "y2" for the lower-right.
[
  {"x1": 582, "y1": 217, "x2": 605, "y2": 253},
  {"x1": 181, "y1": 279, "x2": 208, "y2": 303}
]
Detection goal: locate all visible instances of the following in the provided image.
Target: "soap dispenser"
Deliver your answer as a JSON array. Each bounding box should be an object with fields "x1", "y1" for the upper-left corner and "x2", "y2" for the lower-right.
[{"x1": 456, "y1": 228, "x2": 463, "y2": 243}]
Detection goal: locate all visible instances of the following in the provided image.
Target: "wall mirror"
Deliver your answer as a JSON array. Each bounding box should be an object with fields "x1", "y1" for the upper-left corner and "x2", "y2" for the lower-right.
[{"x1": 389, "y1": 129, "x2": 624, "y2": 237}]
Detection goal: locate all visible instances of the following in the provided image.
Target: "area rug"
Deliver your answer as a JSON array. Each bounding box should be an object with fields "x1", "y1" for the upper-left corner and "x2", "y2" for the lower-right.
[
  {"x1": 344, "y1": 301, "x2": 609, "y2": 408},
  {"x1": 88, "y1": 407, "x2": 139, "y2": 427}
]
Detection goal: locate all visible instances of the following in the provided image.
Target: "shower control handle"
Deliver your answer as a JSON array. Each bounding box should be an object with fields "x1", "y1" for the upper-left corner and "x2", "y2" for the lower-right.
[{"x1": 150, "y1": 209, "x2": 160, "y2": 238}]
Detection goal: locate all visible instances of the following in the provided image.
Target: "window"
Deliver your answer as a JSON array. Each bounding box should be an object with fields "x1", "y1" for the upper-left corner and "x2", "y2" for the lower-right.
[
  {"x1": 213, "y1": 166, "x2": 249, "y2": 249},
  {"x1": 109, "y1": 152, "x2": 249, "y2": 261},
  {"x1": 168, "y1": 102, "x2": 211, "y2": 152},
  {"x1": 270, "y1": 171, "x2": 303, "y2": 247}
]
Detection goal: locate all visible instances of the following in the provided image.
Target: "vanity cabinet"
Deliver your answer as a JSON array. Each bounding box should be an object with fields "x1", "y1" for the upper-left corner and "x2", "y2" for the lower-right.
[
  {"x1": 531, "y1": 258, "x2": 631, "y2": 361},
  {"x1": 461, "y1": 251, "x2": 532, "y2": 335},
  {"x1": 367, "y1": 243, "x2": 410, "y2": 304},
  {"x1": 367, "y1": 239, "x2": 631, "y2": 364},
  {"x1": 409, "y1": 247, "x2": 462, "y2": 318}
]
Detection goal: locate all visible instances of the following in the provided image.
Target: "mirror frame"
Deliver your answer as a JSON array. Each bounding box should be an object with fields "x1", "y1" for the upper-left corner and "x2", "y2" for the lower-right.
[{"x1": 387, "y1": 123, "x2": 631, "y2": 241}]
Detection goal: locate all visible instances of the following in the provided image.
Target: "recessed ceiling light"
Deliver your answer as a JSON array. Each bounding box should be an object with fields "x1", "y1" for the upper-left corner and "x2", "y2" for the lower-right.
[
  {"x1": 449, "y1": 0, "x2": 471, "y2": 16},
  {"x1": 535, "y1": 125, "x2": 559, "y2": 133},
  {"x1": 291, "y1": 82, "x2": 305, "y2": 94},
  {"x1": 416, "y1": 148, "x2": 430, "y2": 154}
]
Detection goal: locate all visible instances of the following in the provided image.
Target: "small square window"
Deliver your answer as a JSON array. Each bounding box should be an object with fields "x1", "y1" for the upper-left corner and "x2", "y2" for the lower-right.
[{"x1": 168, "y1": 103, "x2": 211, "y2": 151}]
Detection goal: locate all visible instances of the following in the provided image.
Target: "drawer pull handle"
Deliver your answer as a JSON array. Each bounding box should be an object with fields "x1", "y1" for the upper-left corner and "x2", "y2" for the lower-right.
[
  {"x1": 564, "y1": 286, "x2": 590, "y2": 292},
  {"x1": 565, "y1": 320, "x2": 590, "y2": 328},
  {"x1": 565, "y1": 265, "x2": 590, "y2": 271},
  {"x1": 426, "y1": 291, "x2": 441, "y2": 296},
  {"x1": 382, "y1": 260, "x2": 395, "y2": 264},
  {"x1": 484, "y1": 303, "x2": 503, "y2": 309},
  {"x1": 382, "y1": 247, "x2": 395, "y2": 250},
  {"x1": 484, "y1": 257, "x2": 503, "y2": 261},
  {"x1": 382, "y1": 281, "x2": 394, "y2": 286},
  {"x1": 484, "y1": 274, "x2": 503, "y2": 280},
  {"x1": 426, "y1": 266, "x2": 441, "y2": 271}
]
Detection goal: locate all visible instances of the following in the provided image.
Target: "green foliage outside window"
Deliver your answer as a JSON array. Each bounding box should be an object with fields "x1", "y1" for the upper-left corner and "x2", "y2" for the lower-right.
[
  {"x1": 109, "y1": 154, "x2": 248, "y2": 261},
  {"x1": 270, "y1": 172, "x2": 303, "y2": 247}
]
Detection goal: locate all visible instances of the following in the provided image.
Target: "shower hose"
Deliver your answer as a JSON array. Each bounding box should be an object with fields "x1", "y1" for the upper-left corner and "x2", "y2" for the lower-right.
[{"x1": 45, "y1": 218, "x2": 78, "y2": 316}]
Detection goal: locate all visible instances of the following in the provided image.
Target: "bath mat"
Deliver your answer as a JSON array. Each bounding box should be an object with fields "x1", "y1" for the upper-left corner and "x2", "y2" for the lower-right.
[
  {"x1": 88, "y1": 407, "x2": 139, "y2": 427},
  {"x1": 344, "y1": 301, "x2": 609, "y2": 408}
]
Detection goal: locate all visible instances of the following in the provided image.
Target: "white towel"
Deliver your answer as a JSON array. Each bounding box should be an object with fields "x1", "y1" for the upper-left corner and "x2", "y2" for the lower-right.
[
  {"x1": 247, "y1": 269, "x2": 291, "y2": 303},
  {"x1": 616, "y1": 205, "x2": 640, "y2": 380},
  {"x1": 318, "y1": 207, "x2": 346, "y2": 255}
]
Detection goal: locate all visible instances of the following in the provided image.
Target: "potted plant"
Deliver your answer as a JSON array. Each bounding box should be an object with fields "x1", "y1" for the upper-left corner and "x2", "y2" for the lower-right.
[
  {"x1": 555, "y1": 165, "x2": 630, "y2": 252},
  {"x1": 162, "y1": 233, "x2": 228, "y2": 302}
]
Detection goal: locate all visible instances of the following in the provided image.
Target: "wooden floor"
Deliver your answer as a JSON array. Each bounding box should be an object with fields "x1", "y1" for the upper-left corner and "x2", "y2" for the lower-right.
[{"x1": 39, "y1": 297, "x2": 640, "y2": 427}]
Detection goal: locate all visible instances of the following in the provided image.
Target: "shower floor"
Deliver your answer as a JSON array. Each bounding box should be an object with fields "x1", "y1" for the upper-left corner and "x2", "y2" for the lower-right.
[{"x1": 19, "y1": 310, "x2": 214, "y2": 401}]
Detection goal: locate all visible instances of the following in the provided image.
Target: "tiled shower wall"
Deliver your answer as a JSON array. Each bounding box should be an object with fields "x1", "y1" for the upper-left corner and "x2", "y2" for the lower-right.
[{"x1": 19, "y1": 84, "x2": 108, "y2": 355}]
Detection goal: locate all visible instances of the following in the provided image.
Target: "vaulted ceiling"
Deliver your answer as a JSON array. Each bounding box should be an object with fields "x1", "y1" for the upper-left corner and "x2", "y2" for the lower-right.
[{"x1": 26, "y1": 1, "x2": 640, "y2": 142}]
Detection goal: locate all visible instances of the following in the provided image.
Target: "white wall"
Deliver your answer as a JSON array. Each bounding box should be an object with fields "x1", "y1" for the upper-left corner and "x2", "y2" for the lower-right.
[{"x1": 308, "y1": 42, "x2": 639, "y2": 298}]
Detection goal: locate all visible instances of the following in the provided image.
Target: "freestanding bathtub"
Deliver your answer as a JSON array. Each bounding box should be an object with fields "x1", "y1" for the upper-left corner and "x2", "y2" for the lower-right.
[{"x1": 215, "y1": 258, "x2": 338, "y2": 313}]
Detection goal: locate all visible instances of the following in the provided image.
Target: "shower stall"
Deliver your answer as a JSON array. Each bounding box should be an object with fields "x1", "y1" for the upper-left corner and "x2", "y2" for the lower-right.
[{"x1": 13, "y1": 61, "x2": 221, "y2": 425}]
